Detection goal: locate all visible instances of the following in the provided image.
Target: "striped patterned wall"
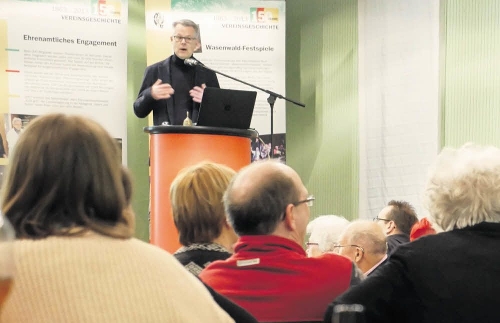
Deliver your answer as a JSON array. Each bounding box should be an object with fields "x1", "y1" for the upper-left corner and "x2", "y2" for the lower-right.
[
  {"x1": 286, "y1": 0, "x2": 359, "y2": 220},
  {"x1": 442, "y1": 0, "x2": 500, "y2": 147},
  {"x1": 127, "y1": 0, "x2": 150, "y2": 242}
]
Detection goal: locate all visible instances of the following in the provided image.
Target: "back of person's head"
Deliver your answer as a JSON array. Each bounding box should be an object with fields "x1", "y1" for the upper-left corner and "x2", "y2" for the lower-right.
[
  {"x1": 170, "y1": 161, "x2": 236, "y2": 246},
  {"x1": 425, "y1": 143, "x2": 500, "y2": 231},
  {"x1": 341, "y1": 220, "x2": 388, "y2": 255},
  {"x1": 224, "y1": 160, "x2": 300, "y2": 236},
  {"x1": 386, "y1": 200, "x2": 418, "y2": 235},
  {"x1": 410, "y1": 217, "x2": 437, "y2": 241},
  {"x1": 306, "y1": 215, "x2": 350, "y2": 253},
  {"x1": 1, "y1": 113, "x2": 132, "y2": 239}
]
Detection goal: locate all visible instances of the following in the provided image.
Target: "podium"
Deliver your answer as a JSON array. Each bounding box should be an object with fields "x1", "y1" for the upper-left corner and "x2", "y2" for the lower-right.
[{"x1": 144, "y1": 125, "x2": 258, "y2": 253}]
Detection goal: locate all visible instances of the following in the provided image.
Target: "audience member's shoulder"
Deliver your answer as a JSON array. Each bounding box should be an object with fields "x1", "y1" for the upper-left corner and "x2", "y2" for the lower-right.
[
  {"x1": 310, "y1": 252, "x2": 353, "y2": 268},
  {"x1": 127, "y1": 238, "x2": 180, "y2": 262}
]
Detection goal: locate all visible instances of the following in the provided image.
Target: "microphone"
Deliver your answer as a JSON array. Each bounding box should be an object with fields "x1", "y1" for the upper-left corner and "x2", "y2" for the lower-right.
[{"x1": 184, "y1": 58, "x2": 202, "y2": 66}]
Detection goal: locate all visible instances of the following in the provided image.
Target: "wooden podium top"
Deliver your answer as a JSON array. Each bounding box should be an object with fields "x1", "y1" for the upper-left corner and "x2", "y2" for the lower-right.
[{"x1": 144, "y1": 125, "x2": 258, "y2": 139}]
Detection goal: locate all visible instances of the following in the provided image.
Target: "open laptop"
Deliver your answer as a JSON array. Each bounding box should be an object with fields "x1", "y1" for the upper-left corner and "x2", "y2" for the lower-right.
[{"x1": 197, "y1": 88, "x2": 257, "y2": 129}]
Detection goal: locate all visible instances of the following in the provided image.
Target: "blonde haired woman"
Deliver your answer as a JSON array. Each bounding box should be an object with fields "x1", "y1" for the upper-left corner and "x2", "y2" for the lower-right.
[{"x1": 170, "y1": 161, "x2": 238, "y2": 276}]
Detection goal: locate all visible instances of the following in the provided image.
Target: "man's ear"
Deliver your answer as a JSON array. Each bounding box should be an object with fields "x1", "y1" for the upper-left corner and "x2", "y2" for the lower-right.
[
  {"x1": 355, "y1": 247, "x2": 364, "y2": 263},
  {"x1": 283, "y1": 204, "x2": 296, "y2": 231}
]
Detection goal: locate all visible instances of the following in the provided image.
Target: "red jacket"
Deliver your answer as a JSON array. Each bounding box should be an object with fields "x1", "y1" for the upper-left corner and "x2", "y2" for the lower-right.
[{"x1": 199, "y1": 235, "x2": 355, "y2": 322}]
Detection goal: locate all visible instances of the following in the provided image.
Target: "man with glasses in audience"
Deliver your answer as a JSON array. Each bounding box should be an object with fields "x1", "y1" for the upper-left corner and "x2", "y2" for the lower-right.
[
  {"x1": 133, "y1": 19, "x2": 219, "y2": 125},
  {"x1": 374, "y1": 200, "x2": 418, "y2": 255},
  {"x1": 334, "y1": 220, "x2": 388, "y2": 276},
  {"x1": 200, "y1": 160, "x2": 362, "y2": 323}
]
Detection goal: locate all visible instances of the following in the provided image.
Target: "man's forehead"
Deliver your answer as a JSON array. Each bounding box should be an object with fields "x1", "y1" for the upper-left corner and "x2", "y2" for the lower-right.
[
  {"x1": 174, "y1": 25, "x2": 195, "y2": 33},
  {"x1": 378, "y1": 205, "x2": 392, "y2": 217}
]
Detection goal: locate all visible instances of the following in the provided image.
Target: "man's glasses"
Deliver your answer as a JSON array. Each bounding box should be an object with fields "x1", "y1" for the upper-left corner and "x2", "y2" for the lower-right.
[
  {"x1": 332, "y1": 244, "x2": 365, "y2": 254},
  {"x1": 373, "y1": 217, "x2": 390, "y2": 222},
  {"x1": 292, "y1": 195, "x2": 315, "y2": 207},
  {"x1": 280, "y1": 195, "x2": 315, "y2": 221},
  {"x1": 173, "y1": 35, "x2": 197, "y2": 43}
]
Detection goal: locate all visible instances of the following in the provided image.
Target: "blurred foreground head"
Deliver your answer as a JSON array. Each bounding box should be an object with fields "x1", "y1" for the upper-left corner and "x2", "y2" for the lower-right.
[
  {"x1": 1, "y1": 113, "x2": 133, "y2": 239},
  {"x1": 425, "y1": 143, "x2": 500, "y2": 231}
]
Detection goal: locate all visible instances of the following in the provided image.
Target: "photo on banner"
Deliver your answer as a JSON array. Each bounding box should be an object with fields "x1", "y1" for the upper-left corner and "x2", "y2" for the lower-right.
[{"x1": 145, "y1": 0, "x2": 286, "y2": 161}]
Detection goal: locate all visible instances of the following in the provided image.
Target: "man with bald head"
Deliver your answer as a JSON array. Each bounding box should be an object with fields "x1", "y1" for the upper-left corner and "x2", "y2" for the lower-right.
[
  {"x1": 199, "y1": 160, "x2": 362, "y2": 322},
  {"x1": 335, "y1": 220, "x2": 388, "y2": 276}
]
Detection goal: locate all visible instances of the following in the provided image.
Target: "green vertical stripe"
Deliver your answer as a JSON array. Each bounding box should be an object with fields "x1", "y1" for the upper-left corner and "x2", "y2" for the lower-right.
[
  {"x1": 286, "y1": 0, "x2": 358, "y2": 220},
  {"x1": 443, "y1": 0, "x2": 500, "y2": 147}
]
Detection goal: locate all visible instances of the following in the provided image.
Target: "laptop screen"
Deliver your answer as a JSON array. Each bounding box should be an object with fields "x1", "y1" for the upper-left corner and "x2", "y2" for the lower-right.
[{"x1": 197, "y1": 88, "x2": 257, "y2": 129}]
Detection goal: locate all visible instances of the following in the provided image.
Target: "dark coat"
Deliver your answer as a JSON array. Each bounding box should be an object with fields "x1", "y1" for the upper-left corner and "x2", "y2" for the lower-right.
[
  {"x1": 325, "y1": 222, "x2": 500, "y2": 323},
  {"x1": 133, "y1": 55, "x2": 219, "y2": 125}
]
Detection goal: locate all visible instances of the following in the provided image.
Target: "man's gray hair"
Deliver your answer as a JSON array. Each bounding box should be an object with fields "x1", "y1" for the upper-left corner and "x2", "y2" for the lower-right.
[
  {"x1": 172, "y1": 19, "x2": 200, "y2": 39},
  {"x1": 307, "y1": 215, "x2": 350, "y2": 252},
  {"x1": 424, "y1": 143, "x2": 500, "y2": 231}
]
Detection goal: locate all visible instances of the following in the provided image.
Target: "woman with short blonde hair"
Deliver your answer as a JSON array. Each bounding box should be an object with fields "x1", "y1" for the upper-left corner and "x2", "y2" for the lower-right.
[{"x1": 171, "y1": 161, "x2": 238, "y2": 275}]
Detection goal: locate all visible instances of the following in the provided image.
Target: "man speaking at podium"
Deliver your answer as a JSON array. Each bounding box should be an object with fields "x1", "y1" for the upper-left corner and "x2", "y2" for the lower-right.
[{"x1": 133, "y1": 19, "x2": 219, "y2": 125}]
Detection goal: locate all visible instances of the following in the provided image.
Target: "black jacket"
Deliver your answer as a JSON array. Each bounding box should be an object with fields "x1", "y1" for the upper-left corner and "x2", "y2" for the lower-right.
[
  {"x1": 325, "y1": 222, "x2": 500, "y2": 323},
  {"x1": 133, "y1": 55, "x2": 219, "y2": 125}
]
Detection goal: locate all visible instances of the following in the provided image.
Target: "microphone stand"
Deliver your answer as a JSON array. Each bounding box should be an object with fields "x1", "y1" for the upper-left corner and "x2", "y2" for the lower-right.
[{"x1": 192, "y1": 60, "x2": 305, "y2": 159}]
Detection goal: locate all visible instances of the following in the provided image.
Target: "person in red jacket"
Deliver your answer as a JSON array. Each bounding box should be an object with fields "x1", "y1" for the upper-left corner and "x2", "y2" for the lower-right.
[{"x1": 200, "y1": 160, "x2": 362, "y2": 323}]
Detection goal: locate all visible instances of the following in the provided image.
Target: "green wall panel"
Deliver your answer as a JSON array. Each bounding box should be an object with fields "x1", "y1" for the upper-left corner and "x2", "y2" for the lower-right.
[
  {"x1": 286, "y1": 0, "x2": 359, "y2": 220},
  {"x1": 443, "y1": 0, "x2": 500, "y2": 147},
  {"x1": 127, "y1": 0, "x2": 150, "y2": 241}
]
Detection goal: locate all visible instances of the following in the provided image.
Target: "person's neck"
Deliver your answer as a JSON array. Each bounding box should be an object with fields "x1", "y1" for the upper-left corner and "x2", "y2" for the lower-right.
[
  {"x1": 212, "y1": 230, "x2": 236, "y2": 253},
  {"x1": 172, "y1": 54, "x2": 192, "y2": 66},
  {"x1": 271, "y1": 226, "x2": 303, "y2": 246},
  {"x1": 359, "y1": 253, "x2": 386, "y2": 273}
]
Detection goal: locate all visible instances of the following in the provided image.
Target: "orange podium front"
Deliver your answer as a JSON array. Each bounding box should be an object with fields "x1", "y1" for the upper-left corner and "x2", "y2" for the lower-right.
[{"x1": 144, "y1": 125, "x2": 257, "y2": 253}]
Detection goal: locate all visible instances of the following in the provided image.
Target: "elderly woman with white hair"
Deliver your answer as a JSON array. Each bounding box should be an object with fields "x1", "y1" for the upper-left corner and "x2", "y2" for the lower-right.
[
  {"x1": 325, "y1": 144, "x2": 500, "y2": 323},
  {"x1": 306, "y1": 215, "x2": 350, "y2": 257}
]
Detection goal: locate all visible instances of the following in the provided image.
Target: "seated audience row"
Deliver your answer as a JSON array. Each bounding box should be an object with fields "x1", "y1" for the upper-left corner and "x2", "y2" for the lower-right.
[
  {"x1": 199, "y1": 160, "x2": 363, "y2": 322},
  {"x1": 0, "y1": 114, "x2": 241, "y2": 323},
  {"x1": 325, "y1": 143, "x2": 500, "y2": 323}
]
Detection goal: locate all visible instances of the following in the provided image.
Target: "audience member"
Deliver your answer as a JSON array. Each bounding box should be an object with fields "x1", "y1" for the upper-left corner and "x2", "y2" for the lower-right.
[
  {"x1": 306, "y1": 215, "x2": 350, "y2": 257},
  {"x1": 170, "y1": 161, "x2": 238, "y2": 276},
  {"x1": 326, "y1": 144, "x2": 500, "y2": 323},
  {"x1": 0, "y1": 114, "x2": 234, "y2": 323},
  {"x1": 409, "y1": 217, "x2": 437, "y2": 241},
  {"x1": 200, "y1": 160, "x2": 362, "y2": 323},
  {"x1": 374, "y1": 200, "x2": 418, "y2": 254},
  {"x1": 334, "y1": 220, "x2": 387, "y2": 276}
]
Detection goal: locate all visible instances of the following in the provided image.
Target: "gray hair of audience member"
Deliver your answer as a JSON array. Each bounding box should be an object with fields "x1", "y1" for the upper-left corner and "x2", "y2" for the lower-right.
[
  {"x1": 223, "y1": 160, "x2": 300, "y2": 236},
  {"x1": 341, "y1": 220, "x2": 388, "y2": 255},
  {"x1": 424, "y1": 143, "x2": 500, "y2": 231},
  {"x1": 306, "y1": 215, "x2": 350, "y2": 252},
  {"x1": 172, "y1": 19, "x2": 200, "y2": 39}
]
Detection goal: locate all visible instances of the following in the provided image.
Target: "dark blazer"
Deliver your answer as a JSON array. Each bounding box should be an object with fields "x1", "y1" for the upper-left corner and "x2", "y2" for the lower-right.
[
  {"x1": 325, "y1": 222, "x2": 500, "y2": 323},
  {"x1": 386, "y1": 233, "x2": 410, "y2": 255},
  {"x1": 133, "y1": 55, "x2": 219, "y2": 125}
]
